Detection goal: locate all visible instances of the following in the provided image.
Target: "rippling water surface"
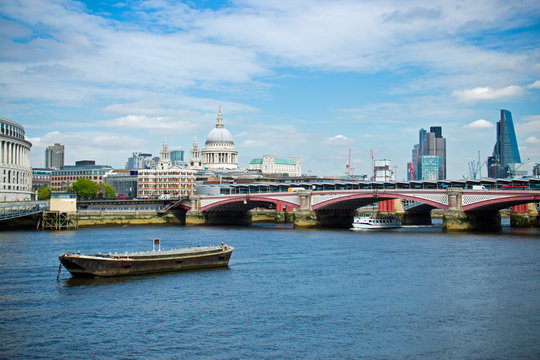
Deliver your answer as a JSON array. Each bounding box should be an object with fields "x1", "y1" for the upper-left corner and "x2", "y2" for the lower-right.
[{"x1": 0, "y1": 224, "x2": 539, "y2": 359}]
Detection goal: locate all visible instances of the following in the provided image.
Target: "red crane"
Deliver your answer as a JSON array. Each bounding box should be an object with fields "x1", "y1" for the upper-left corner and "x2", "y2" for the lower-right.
[
  {"x1": 408, "y1": 144, "x2": 425, "y2": 180},
  {"x1": 370, "y1": 147, "x2": 382, "y2": 180}
]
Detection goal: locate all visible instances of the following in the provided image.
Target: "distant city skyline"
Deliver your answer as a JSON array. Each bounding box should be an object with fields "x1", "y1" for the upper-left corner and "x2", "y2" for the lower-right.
[{"x1": 1, "y1": 0, "x2": 539, "y2": 179}]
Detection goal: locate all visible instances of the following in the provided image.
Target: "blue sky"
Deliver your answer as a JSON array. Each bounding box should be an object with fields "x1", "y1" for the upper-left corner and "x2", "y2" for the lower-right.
[{"x1": 1, "y1": 0, "x2": 539, "y2": 179}]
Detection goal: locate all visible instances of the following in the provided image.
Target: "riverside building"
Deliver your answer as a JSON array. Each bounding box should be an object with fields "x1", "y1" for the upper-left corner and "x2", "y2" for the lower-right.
[
  {"x1": 50, "y1": 160, "x2": 112, "y2": 191},
  {"x1": 137, "y1": 139, "x2": 196, "y2": 199},
  {"x1": 0, "y1": 117, "x2": 33, "y2": 201},
  {"x1": 248, "y1": 155, "x2": 302, "y2": 177}
]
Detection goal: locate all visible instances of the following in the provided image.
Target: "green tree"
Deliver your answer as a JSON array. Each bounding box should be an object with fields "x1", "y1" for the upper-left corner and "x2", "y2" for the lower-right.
[
  {"x1": 70, "y1": 178, "x2": 98, "y2": 200},
  {"x1": 37, "y1": 185, "x2": 52, "y2": 200},
  {"x1": 97, "y1": 183, "x2": 115, "y2": 199}
]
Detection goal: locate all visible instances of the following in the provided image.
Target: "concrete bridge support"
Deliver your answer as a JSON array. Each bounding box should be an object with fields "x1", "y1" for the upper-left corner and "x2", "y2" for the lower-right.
[
  {"x1": 294, "y1": 190, "x2": 319, "y2": 227},
  {"x1": 185, "y1": 195, "x2": 207, "y2": 225},
  {"x1": 443, "y1": 189, "x2": 501, "y2": 231},
  {"x1": 510, "y1": 203, "x2": 539, "y2": 228},
  {"x1": 378, "y1": 199, "x2": 411, "y2": 222}
]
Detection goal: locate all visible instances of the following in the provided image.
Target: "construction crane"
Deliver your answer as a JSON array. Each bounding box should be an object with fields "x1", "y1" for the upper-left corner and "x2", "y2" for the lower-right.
[
  {"x1": 467, "y1": 151, "x2": 486, "y2": 179},
  {"x1": 407, "y1": 144, "x2": 424, "y2": 180},
  {"x1": 507, "y1": 159, "x2": 530, "y2": 177},
  {"x1": 346, "y1": 148, "x2": 352, "y2": 176},
  {"x1": 370, "y1": 147, "x2": 382, "y2": 180}
]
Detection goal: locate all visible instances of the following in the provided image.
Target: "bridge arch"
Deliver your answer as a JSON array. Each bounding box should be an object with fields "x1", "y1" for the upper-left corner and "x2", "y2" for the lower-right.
[
  {"x1": 463, "y1": 194, "x2": 540, "y2": 212},
  {"x1": 312, "y1": 192, "x2": 447, "y2": 211},
  {"x1": 201, "y1": 196, "x2": 300, "y2": 212}
]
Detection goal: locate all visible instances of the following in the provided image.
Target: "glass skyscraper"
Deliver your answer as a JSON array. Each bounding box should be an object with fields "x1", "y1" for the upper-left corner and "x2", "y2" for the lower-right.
[
  {"x1": 487, "y1": 109, "x2": 521, "y2": 178},
  {"x1": 408, "y1": 127, "x2": 446, "y2": 180}
]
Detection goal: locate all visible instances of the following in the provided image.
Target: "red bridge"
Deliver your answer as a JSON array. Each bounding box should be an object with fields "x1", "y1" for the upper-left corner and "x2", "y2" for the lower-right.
[{"x1": 183, "y1": 186, "x2": 540, "y2": 231}]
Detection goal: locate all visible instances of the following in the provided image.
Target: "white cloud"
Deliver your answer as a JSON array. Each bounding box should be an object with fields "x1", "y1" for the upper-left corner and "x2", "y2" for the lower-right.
[
  {"x1": 464, "y1": 119, "x2": 493, "y2": 129},
  {"x1": 528, "y1": 80, "x2": 540, "y2": 89},
  {"x1": 524, "y1": 136, "x2": 540, "y2": 144},
  {"x1": 452, "y1": 85, "x2": 524, "y2": 102},
  {"x1": 517, "y1": 116, "x2": 540, "y2": 133},
  {"x1": 323, "y1": 134, "x2": 354, "y2": 146},
  {"x1": 106, "y1": 115, "x2": 200, "y2": 133}
]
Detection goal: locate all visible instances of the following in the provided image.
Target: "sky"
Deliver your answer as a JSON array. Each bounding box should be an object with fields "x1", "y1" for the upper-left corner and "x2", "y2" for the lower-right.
[{"x1": 1, "y1": 0, "x2": 539, "y2": 180}]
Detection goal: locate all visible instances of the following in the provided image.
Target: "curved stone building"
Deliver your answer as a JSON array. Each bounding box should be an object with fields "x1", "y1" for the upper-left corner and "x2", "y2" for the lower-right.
[
  {"x1": 201, "y1": 107, "x2": 238, "y2": 170},
  {"x1": 1, "y1": 117, "x2": 33, "y2": 201}
]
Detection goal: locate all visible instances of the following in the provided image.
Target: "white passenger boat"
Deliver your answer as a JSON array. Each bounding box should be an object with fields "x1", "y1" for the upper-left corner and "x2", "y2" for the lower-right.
[{"x1": 352, "y1": 215, "x2": 402, "y2": 229}]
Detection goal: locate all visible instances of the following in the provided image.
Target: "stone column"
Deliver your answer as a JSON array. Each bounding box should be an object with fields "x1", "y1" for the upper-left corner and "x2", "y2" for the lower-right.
[
  {"x1": 443, "y1": 188, "x2": 502, "y2": 231},
  {"x1": 442, "y1": 188, "x2": 470, "y2": 231},
  {"x1": 185, "y1": 195, "x2": 206, "y2": 225},
  {"x1": 294, "y1": 190, "x2": 318, "y2": 227}
]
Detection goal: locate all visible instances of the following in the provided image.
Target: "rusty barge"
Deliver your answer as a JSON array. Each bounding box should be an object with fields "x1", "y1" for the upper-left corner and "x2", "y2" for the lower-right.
[{"x1": 59, "y1": 242, "x2": 234, "y2": 277}]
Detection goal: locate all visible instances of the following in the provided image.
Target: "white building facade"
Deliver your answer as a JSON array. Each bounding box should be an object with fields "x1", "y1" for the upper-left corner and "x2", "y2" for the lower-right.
[
  {"x1": 137, "y1": 139, "x2": 196, "y2": 199},
  {"x1": 249, "y1": 155, "x2": 302, "y2": 177},
  {"x1": 374, "y1": 159, "x2": 395, "y2": 181},
  {"x1": 1, "y1": 117, "x2": 33, "y2": 201}
]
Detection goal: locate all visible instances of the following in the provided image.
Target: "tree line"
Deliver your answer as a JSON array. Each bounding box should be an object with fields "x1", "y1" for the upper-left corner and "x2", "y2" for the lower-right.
[{"x1": 38, "y1": 178, "x2": 115, "y2": 200}]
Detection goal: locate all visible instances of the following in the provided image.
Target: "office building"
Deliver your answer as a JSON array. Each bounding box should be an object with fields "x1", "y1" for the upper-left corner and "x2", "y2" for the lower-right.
[
  {"x1": 32, "y1": 168, "x2": 52, "y2": 191},
  {"x1": 45, "y1": 143, "x2": 64, "y2": 168},
  {"x1": 104, "y1": 170, "x2": 138, "y2": 199},
  {"x1": 50, "y1": 160, "x2": 112, "y2": 191},
  {"x1": 408, "y1": 126, "x2": 446, "y2": 180},
  {"x1": 487, "y1": 109, "x2": 521, "y2": 178},
  {"x1": 373, "y1": 159, "x2": 394, "y2": 181},
  {"x1": 418, "y1": 155, "x2": 442, "y2": 181},
  {"x1": 137, "y1": 139, "x2": 196, "y2": 199},
  {"x1": 126, "y1": 152, "x2": 153, "y2": 170},
  {"x1": 170, "y1": 149, "x2": 184, "y2": 165}
]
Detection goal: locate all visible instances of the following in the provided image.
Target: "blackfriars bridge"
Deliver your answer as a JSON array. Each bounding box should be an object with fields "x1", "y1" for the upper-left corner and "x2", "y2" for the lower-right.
[
  {"x1": 182, "y1": 187, "x2": 540, "y2": 231},
  {"x1": 2, "y1": 179, "x2": 539, "y2": 231}
]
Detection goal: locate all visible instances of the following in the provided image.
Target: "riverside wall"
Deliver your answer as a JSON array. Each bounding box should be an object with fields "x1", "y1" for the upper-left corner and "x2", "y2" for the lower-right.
[{"x1": 76, "y1": 210, "x2": 183, "y2": 227}]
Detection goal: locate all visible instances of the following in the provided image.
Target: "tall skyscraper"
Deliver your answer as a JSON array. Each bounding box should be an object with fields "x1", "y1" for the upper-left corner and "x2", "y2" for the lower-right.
[
  {"x1": 408, "y1": 127, "x2": 446, "y2": 180},
  {"x1": 487, "y1": 109, "x2": 521, "y2": 178},
  {"x1": 45, "y1": 143, "x2": 64, "y2": 169}
]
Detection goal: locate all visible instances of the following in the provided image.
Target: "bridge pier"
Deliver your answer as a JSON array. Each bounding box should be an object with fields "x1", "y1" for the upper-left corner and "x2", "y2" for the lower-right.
[
  {"x1": 377, "y1": 199, "x2": 410, "y2": 223},
  {"x1": 185, "y1": 195, "x2": 207, "y2": 225},
  {"x1": 510, "y1": 203, "x2": 539, "y2": 228},
  {"x1": 443, "y1": 189, "x2": 501, "y2": 231},
  {"x1": 294, "y1": 190, "x2": 319, "y2": 227}
]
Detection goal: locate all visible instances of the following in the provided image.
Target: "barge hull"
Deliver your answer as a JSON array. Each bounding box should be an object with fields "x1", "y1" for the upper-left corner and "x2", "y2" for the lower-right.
[{"x1": 59, "y1": 247, "x2": 233, "y2": 277}]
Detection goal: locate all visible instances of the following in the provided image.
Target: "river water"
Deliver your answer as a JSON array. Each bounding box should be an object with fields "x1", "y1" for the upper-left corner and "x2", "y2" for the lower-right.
[{"x1": 0, "y1": 224, "x2": 539, "y2": 359}]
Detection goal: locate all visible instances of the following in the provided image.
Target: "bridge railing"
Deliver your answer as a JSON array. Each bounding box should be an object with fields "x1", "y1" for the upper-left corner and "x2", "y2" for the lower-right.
[
  {"x1": 226, "y1": 178, "x2": 540, "y2": 194},
  {"x1": 0, "y1": 201, "x2": 49, "y2": 221}
]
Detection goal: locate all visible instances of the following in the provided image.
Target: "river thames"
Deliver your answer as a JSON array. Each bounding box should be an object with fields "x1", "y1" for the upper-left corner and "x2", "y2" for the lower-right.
[{"x1": 1, "y1": 224, "x2": 539, "y2": 359}]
